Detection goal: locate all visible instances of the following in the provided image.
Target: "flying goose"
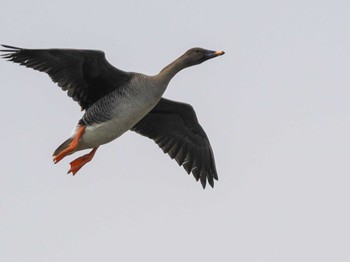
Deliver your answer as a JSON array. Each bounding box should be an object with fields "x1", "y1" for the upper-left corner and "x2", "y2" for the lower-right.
[{"x1": 1, "y1": 45, "x2": 224, "y2": 188}]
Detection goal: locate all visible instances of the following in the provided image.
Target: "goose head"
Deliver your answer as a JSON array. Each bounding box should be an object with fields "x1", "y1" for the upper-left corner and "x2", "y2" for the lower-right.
[
  {"x1": 157, "y1": 47, "x2": 225, "y2": 83},
  {"x1": 181, "y1": 47, "x2": 225, "y2": 67}
]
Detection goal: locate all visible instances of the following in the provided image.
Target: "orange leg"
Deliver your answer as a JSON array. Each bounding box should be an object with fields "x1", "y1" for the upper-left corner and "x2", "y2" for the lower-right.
[
  {"x1": 53, "y1": 125, "x2": 86, "y2": 164},
  {"x1": 67, "y1": 147, "x2": 99, "y2": 175}
]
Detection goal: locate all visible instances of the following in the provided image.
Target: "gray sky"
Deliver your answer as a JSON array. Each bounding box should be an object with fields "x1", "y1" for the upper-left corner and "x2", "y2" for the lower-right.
[{"x1": 1, "y1": 0, "x2": 350, "y2": 261}]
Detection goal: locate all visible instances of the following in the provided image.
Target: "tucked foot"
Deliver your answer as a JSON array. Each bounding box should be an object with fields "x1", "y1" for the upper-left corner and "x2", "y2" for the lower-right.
[
  {"x1": 53, "y1": 152, "x2": 69, "y2": 164},
  {"x1": 53, "y1": 125, "x2": 86, "y2": 164},
  {"x1": 67, "y1": 147, "x2": 98, "y2": 175}
]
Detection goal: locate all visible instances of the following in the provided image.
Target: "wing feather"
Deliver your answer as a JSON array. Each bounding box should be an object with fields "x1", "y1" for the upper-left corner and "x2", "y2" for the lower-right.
[
  {"x1": 131, "y1": 98, "x2": 218, "y2": 188},
  {"x1": 1, "y1": 45, "x2": 131, "y2": 110}
]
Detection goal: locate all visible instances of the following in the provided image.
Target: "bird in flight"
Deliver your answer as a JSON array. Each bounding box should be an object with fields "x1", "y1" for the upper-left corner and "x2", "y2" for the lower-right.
[{"x1": 1, "y1": 45, "x2": 224, "y2": 188}]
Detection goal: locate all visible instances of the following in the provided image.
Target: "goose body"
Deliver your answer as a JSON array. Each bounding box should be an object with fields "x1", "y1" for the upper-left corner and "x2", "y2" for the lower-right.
[
  {"x1": 76, "y1": 73, "x2": 165, "y2": 150},
  {"x1": 1, "y1": 45, "x2": 224, "y2": 188}
]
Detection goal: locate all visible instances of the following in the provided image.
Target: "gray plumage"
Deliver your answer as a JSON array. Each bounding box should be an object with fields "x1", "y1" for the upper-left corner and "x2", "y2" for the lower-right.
[{"x1": 1, "y1": 45, "x2": 224, "y2": 188}]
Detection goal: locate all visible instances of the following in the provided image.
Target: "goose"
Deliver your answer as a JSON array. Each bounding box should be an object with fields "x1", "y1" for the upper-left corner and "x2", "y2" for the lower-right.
[{"x1": 1, "y1": 45, "x2": 224, "y2": 188}]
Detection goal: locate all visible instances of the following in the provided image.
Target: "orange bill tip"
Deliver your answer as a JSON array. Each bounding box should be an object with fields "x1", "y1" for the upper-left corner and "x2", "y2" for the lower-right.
[{"x1": 215, "y1": 51, "x2": 225, "y2": 56}]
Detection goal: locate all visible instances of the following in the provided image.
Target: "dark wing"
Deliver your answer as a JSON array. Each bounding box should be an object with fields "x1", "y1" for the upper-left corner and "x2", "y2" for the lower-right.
[
  {"x1": 131, "y1": 98, "x2": 218, "y2": 188},
  {"x1": 0, "y1": 44, "x2": 131, "y2": 110}
]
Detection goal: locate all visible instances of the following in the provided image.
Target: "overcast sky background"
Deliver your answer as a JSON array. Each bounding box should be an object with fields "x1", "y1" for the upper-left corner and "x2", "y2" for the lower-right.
[{"x1": 1, "y1": 0, "x2": 350, "y2": 261}]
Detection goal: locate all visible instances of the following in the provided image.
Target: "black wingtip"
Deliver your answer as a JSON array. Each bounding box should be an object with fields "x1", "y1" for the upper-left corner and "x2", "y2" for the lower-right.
[
  {"x1": 208, "y1": 175, "x2": 215, "y2": 188},
  {"x1": 200, "y1": 174, "x2": 207, "y2": 189},
  {"x1": 196, "y1": 169, "x2": 217, "y2": 189},
  {"x1": 0, "y1": 45, "x2": 22, "y2": 58},
  {"x1": 0, "y1": 45, "x2": 23, "y2": 55},
  {"x1": 1, "y1": 44, "x2": 22, "y2": 50}
]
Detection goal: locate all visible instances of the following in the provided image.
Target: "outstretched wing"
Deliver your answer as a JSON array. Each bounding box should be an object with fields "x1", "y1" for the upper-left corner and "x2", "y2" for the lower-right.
[
  {"x1": 131, "y1": 98, "x2": 218, "y2": 188},
  {"x1": 1, "y1": 45, "x2": 131, "y2": 110}
]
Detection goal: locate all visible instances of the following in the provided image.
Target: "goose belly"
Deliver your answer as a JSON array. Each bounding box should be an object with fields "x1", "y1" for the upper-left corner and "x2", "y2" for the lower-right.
[
  {"x1": 74, "y1": 74, "x2": 167, "y2": 151},
  {"x1": 77, "y1": 118, "x2": 130, "y2": 150},
  {"x1": 77, "y1": 94, "x2": 160, "y2": 150}
]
